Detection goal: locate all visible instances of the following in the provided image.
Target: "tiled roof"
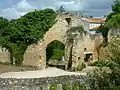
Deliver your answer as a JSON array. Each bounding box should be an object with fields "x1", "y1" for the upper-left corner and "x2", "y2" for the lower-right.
[{"x1": 86, "y1": 18, "x2": 105, "y2": 23}]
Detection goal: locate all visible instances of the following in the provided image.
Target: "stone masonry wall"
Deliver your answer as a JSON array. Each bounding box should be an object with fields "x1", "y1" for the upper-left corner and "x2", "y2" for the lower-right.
[
  {"x1": 0, "y1": 47, "x2": 10, "y2": 63},
  {"x1": 23, "y1": 13, "x2": 85, "y2": 68},
  {"x1": 0, "y1": 75, "x2": 86, "y2": 90}
]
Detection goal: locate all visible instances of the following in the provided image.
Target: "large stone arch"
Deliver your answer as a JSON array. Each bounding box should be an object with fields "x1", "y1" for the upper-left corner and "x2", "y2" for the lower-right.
[
  {"x1": 23, "y1": 13, "x2": 86, "y2": 69},
  {"x1": 46, "y1": 40, "x2": 65, "y2": 66}
]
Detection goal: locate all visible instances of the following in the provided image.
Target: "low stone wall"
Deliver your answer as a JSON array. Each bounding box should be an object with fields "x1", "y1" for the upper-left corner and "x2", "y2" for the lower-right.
[{"x1": 0, "y1": 75, "x2": 86, "y2": 90}]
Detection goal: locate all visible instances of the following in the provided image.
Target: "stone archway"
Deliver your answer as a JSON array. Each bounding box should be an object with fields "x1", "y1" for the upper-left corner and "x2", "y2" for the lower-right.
[
  {"x1": 23, "y1": 13, "x2": 86, "y2": 69},
  {"x1": 23, "y1": 14, "x2": 68, "y2": 69},
  {"x1": 46, "y1": 40, "x2": 65, "y2": 68}
]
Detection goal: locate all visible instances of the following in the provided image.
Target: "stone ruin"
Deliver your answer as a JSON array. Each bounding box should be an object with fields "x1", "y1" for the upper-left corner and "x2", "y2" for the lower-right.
[{"x1": 0, "y1": 12, "x2": 101, "y2": 69}]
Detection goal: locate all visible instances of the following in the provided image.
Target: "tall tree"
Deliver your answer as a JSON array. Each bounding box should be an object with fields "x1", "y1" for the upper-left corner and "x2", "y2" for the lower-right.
[
  {"x1": 0, "y1": 9, "x2": 57, "y2": 65},
  {"x1": 106, "y1": 0, "x2": 120, "y2": 29}
]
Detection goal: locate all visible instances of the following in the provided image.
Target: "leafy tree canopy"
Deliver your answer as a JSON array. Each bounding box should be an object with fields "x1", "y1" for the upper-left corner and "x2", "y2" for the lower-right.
[
  {"x1": 0, "y1": 9, "x2": 57, "y2": 65},
  {"x1": 0, "y1": 17, "x2": 9, "y2": 35},
  {"x1": 2, "y1": 9, "x2": 57, "y2": 45},
  {"x1": 106, "y1": 0, "x2": 120, "y2": 28}
]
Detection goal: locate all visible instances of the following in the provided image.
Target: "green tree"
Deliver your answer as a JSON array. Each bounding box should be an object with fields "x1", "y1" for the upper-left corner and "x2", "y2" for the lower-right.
[
  {"x1": 0, "y1": 17, "x2": 9, "y2": 35},
  {"x1": 0, "y1": 9, "x2": 57, "y2": 65},
  {"x1": 97, "y1": 25, "x2": 109, "y2": 47},
  {"x1": 106, "y1": 0, "x2": 120, "y2": 29}
]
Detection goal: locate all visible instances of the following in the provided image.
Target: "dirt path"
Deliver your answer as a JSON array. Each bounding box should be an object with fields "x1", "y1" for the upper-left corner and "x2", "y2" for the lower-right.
[{"x1": 0, "y1": 67, "x2": 86, "y2": 78}]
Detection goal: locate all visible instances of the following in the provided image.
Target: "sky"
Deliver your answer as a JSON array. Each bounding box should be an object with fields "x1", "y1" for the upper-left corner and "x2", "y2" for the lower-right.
[{"x1": 0, "y1": 0, "x2": 114, "y2": 20}]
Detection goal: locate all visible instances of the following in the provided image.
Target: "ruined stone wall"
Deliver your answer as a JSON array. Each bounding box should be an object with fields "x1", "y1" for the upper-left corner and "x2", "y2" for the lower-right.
[
  {"x1": 23, "y1": 13, "x2": 85, "y2": 68},
  {"x1": 23, "y1": 14, "x2": 68, "y2": 68},
  {"x1": 0, "y1": 13, "x2": 101, "y2": 68},
  {"x1": 0, "y1": 47, "x2": 10, "y2": 63}
]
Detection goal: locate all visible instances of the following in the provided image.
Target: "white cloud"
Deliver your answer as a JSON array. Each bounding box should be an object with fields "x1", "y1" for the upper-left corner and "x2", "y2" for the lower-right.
[
  {"x1": 0, "y1": 8, "x2": 21, "y2": 19},
  {"x1": 0, "y1": 0, "x2": 37, "y2": 19},
  {"x1": 13, "y1": 0, "x2": 37, "y2": 12},
  {"x1": 54, "y1": 1, "x2": 82, "y2": 11},
  {"x1": 0, "y1": 0, "x2": 114, "y2": 19}
]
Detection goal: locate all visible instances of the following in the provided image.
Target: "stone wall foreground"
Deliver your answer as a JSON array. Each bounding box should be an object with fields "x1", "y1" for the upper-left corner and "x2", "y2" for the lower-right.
[{"x1": 0, "y1": 75, "x2": 86, "y2": 90}]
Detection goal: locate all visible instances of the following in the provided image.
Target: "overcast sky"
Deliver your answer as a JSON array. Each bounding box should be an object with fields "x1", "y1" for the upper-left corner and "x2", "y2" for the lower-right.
[{"x1": 0, "y1": 0, "x2": 114, "y2": 19}]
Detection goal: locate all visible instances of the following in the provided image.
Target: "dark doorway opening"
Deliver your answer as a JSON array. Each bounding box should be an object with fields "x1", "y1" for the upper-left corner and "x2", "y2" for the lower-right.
[
  {"x1": 46, "y1": 40, "x2": 65, "y2": 69},
  {"x1": 84, "y1": 52, "x2": 93, "y2": 62}
]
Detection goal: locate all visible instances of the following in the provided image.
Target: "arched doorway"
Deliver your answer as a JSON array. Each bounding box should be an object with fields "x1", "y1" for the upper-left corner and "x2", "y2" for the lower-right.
[{"x1": 46, "y1": 40, "x2": 65, "y2": 69}]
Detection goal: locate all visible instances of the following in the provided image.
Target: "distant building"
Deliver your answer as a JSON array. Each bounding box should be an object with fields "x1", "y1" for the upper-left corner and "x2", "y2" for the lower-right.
[{"x1": 82, "y1": 17, "x2": 105, "y2": 30}]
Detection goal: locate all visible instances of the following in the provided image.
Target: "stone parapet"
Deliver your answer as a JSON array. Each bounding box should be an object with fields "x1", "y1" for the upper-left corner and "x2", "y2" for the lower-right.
[{"x1": 0, "y1": 75, "x2": 86, "y2": 90}]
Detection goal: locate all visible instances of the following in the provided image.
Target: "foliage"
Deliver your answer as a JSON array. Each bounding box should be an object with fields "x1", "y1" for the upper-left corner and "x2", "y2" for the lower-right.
[
  {"x1": 112, "y1": 0, "x2": 120, "y2": 13},
  {"x1": 106, "y1": 37, "x2": 120, "y2": 65},
  {"x1": 50, "y1": 84, "x2": 57, "y2": 90},
  {"x1": 2, "y1": 9, "x2": 57, "y2": 45},
  {"x1": 96, "y1": 25, "x2": 109, "y2": 46},
  {"x1": 87, "y1": 68, "x2": 120, "y2": 90},
  {"x1": 0, "y1": 17, "x2": 9, "y2": 35},
  {"x1": 51, "y1": 49, "x2": 64, "y2": 60},
  {"x1": 97, "y1": 25, "x2": 109, "y2": 38},
  {"x1": 106, "y1": 14, "x2": 120, "y2": 28},
  {"x1": 93, "y1": 60, "x2": 118, "y2": 69},
  {"x1": 76, "y1": 62, "x2": 86, "y2": 71},
  {"x1": 88, "y1": 37, "x2": 120, "y2": 90},
  {"x1": 62, "y1": 83, "x2": 86, "y2": 90},
  {"x1": 93, "y1": 60, "x2": 109, "y2": 68},
  {"x1": 106, "y1": 0, "x2": 120, "y2": 29},
  {"x1": 0, "y1": 9, "x2": 57, "y2": 65}
]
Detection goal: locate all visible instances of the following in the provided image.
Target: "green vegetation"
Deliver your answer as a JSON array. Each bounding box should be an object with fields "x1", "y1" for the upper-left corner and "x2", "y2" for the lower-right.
[
  {"x1": 50, "y1": 84, "x2": 57, "y2": 90},
  {"x1": 106, "y1": 0, "x2": 120, "y2": 29},
  {"x1": 76, "y1": 62, "x2": 86, "y2": 71},
  {"x1": 49, "y1": 83, "x2": 86, "y2": 90},
  {"x1": 97, "y1": 25, "x2": 109, "y2": 45},
  {"x1": 88, "y1": 1, "x2": 120, "y2": 89},
  {"x1": 0, "y1": 9, "x2": 57, "y2": 65}
]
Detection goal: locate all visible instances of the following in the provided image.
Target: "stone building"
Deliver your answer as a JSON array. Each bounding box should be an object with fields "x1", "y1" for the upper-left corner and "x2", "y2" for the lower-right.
[{"x1": 0, "y1": 12, "x2": 101, "y2": 69}]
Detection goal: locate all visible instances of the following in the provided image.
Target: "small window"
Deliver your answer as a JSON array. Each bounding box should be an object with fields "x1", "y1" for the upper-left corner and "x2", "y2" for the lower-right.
[
  {"x1": 65, "y1": 18, "x2": 71, "y2": 25},
  {"x1": 84, "y1": 48, "x2": 87, "y2": 52}
]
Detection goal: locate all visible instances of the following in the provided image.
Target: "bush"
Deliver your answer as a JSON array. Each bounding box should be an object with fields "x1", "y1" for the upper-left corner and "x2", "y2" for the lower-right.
[
  {"x1": 76, "y1": 62, "x2": 86, "y2": 71},
  {"x1": 93, "y1": 60, "x2": 119, "y2": 69},
  {"x1": 50, "y1": 84, "x2": 57, "y2": 90},
  {"x1": 62, "y1": 83, "x2": 86, "y2": 90},
  {"x1": 92, "y1": 60, "x2": 109, "y2": 67},
  {"x1": 51, "y1": 49, "x2": 64, "y2": 61},
  {"x1": 87, "y1": 66, "x2": 120, "y2": 90}
]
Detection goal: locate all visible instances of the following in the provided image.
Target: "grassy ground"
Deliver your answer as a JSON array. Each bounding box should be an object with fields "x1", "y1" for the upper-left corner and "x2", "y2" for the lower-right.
[{"x1": 0, "y1": 63, "x2": 37, "y2": 74}]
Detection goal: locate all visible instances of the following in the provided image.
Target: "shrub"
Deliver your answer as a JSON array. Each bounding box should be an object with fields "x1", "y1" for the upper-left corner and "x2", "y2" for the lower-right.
[
  {"x1": 93, "y1": 60, "x2": 119, "y2": 69},
  {"x1": 50, "y1": 84, "x2": 57, "y2": 90},
  {"x1": 76, "y1": 62, "x2": 86, "y2": 71},
  {"x1": 92, "y1": 60, "x2": 109, "y2": 67},
  {"x1": 87, "y1": 67, "x2": 120, "y2": 90}
]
